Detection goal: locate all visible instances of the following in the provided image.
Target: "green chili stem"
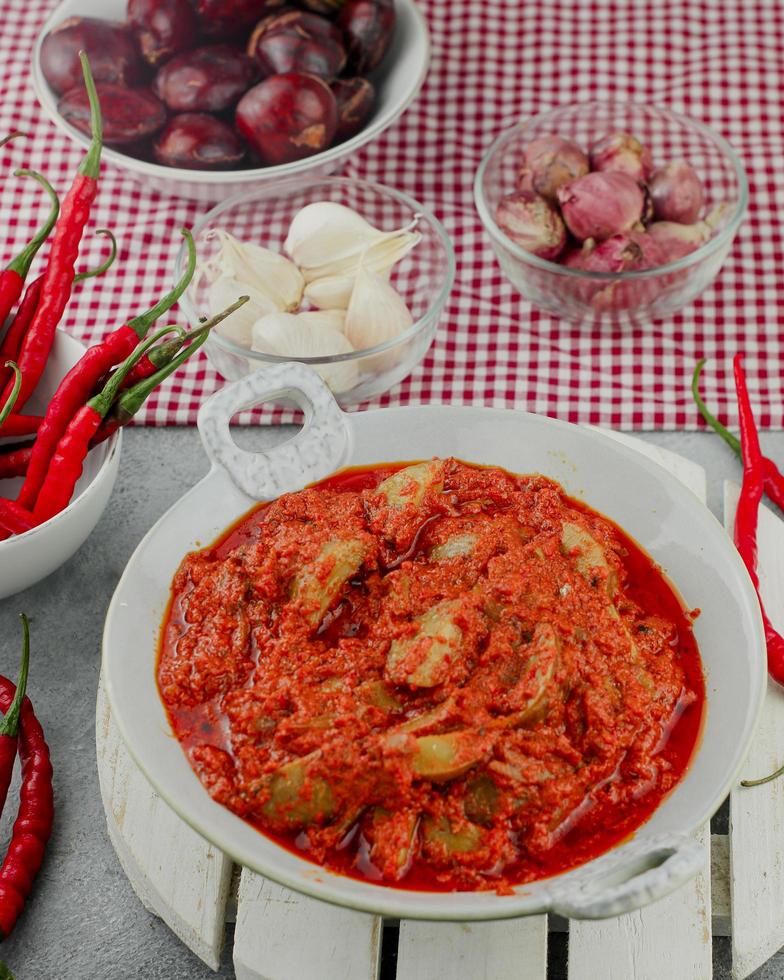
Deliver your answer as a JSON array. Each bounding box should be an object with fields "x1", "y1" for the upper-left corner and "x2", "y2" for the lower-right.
[
  {"x1": 741, "y1": 764, "x2": 784, "y2": 788},
  {"x1": 692, "y1": 359, "x2": 742, "y2": 456},
  {"x1": 74, "y1": 229, "x2": 117, "y2": 283},
  {"x1": 128, "y1": 229, "x2": 197, "y2": 340},
  {"x1": 0, "y1": 614, "x2": 30, "y2": 739},
  {"x1": 89, "y1": 324, "x2": 185, "y2": 416},
  {"x1": 0, "y1": 132, "x2": 25, "y2": 151},
  {"x1": 7, "y1": 170, "x2": 60, "y2": 278},
  {"x1": 117, "y1": 297, "x2": 248, "y2": 416},
  {"x1": 0, "y1": 364, "x2": 21, "y2": 428},
  {"x1": 77, "y1": 53, "x2": 102, "y2": 179}
]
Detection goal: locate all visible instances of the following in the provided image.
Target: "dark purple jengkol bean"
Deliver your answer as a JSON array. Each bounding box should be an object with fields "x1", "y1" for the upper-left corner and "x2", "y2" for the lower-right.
[
  {"x1": 251, "y1": 11, "x2": 346, "y2": 80},
  {"x1": 128, "y1": 0, "x2": 200, "y2": 66},
  {"x1": 332, "y1": 76, "x2": 374, "y2": 140},
  {"x1": 154, "y1": 45, "x2": 258, "y2": 112},
  {"x1": 337, "y1": 0, "x2": 395, "y2": 74},
  {"x1": 193, "y1": 0, "x2": 286, "y2": 38},
  {"x1": 59, "y1": 83, "x2": 167, "y2": 145},
  {"x1": 41, "y1": 17, "x2": 145, "y2": 95},
  {"x1": 154, "y1": 113, "x2": 246, "y2": 169}
]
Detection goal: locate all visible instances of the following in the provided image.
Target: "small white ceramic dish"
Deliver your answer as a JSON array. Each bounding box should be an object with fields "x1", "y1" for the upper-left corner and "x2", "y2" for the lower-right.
[
  {"x1": 32, "y1": 0, "x2": 431, "y2": 203},
  {"x1": 103, "y1": 363, "x2": 766, "y2": 922},
  {"x1": 0, "y1": 331, "x2": 121, "y2": 599}
]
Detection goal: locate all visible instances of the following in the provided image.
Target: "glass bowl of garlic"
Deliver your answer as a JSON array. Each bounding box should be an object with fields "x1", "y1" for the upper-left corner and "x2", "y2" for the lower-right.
[{"x1": 176, "y1": 177, "x2": 455, "y2": 405}]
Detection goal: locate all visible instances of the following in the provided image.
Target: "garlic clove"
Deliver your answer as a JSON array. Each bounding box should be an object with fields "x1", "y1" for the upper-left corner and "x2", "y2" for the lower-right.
[
  {"x1": 303, "y1": 274, "x2": 357, "y2": 310},
  {"x1": 251, "y1": 311, "x2": 359, "y2": 394},
  {"x1": 298, "y1": 309, "x2": 347, "y2": 333},
  {"x1": 301, "y1": 228, "x2": 421, "y2": 284},
  {"x1": 345, "y1": 265, "x2": 413, "y2": 352},
  {"x1": 209, "y1": 274, "x2": 279, "y2": 348},
  {"x1": 205, "y1": 229, "x2": 304, "y2": 311},
  {"x1": 284, "y1": 202, "x2": 383, "y2": 267}
]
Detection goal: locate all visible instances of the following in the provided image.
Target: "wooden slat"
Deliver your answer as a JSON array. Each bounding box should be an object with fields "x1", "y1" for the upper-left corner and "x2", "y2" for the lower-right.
[
  {"x1": 396, "y1": 918, "x2": 548, "y2": 980},
  {"x1": 724, "y1": 483, "x2": 784, "y2": 980},
  {"x1": 568, "y1": 433, "x2": 712, "y2": 980},
  {"x1": 233, "y1": 870, "x2": 381, "y2": 980},
  {"x1": 95, "y1": 675, "x2": 233, "y2": 970}
]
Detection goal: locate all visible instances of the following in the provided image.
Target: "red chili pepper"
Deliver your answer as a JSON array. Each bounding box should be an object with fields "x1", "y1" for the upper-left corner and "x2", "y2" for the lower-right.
[
  {"x1": 0, "y1": 416, "x2": 41, "y2": 438},
  {"x1": 0, "y1": 170, "x2": 59, "y2": 334},
  {"x1": 0, "y1": 616, "x2": 30, "y2": 817},
  {"x1": 0, "y1": 650, "x2": 53, "y2": 939},
  {"x1": 692, "y1": 359, "x2": 784, "y2": 513},
  {"x1": 32, "y1": 324, "x2": 188, "y2": 523},
  {"x1": 0, "y1": 229, "x2": 117, "y2": 394},
  {"x1": 732, "y1": 354, "x2": 784, "y2": 686},
  {"x1": 17, "y1": 230, "x2": 196, "y2": 511},
  {"x1": 0, "y1": 499, "x2": 34, "y2": 537},
  {"x1": 0, "y1": 445, "x2": 32, "y2": 481},
  {"x1": 91, "y1": 298, "x2": 248, "y2": 446},
  {"x1": 0, "y1": 54, "x2": 102, "y2": 415}
]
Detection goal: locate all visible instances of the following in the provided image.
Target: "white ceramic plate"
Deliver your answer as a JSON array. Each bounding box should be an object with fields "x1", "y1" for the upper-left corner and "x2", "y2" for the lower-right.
[
  {"x1": 103, "y1": 364, "x2": 766, "y2": 921},
  {"x1": 0, "y1": 331, "x2": 121, "y2": 599},
  {"x1": 32, "y1": 0, "x2": 430, "y2": 202}
]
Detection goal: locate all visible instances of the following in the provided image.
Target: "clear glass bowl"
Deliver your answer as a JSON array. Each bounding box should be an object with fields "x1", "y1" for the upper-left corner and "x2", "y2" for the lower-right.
[
  {"x1": 474, "y1": 103, "x2": 748, "y2": 325},
  {"x1": 176, "y1": 177, "x2": 455, "y2": 406}
]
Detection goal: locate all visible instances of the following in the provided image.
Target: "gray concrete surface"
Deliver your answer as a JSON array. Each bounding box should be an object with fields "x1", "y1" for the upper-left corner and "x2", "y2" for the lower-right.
[{"x1": 0, "y1": 426, "x2": 783, "y2": 980}]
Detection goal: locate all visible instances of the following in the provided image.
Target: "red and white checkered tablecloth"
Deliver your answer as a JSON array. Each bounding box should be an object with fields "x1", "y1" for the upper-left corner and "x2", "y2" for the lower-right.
[{"x1": 1, "y1": 0, "x2": 783, "y2": 429}]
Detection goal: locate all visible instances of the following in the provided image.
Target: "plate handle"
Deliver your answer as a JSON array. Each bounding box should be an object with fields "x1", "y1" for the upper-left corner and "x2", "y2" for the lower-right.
[
  {"x1": 549, "y1": 833, "x2": 705, "y2": 919},
  {"x1": 197, "y1": 364, "x2": 351, "y2": 501}
]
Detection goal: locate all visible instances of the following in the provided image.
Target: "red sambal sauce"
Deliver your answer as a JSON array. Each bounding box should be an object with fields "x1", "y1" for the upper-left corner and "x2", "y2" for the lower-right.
[{"x1": 158, "y1": 458, "x2": 705, "y2": 894}]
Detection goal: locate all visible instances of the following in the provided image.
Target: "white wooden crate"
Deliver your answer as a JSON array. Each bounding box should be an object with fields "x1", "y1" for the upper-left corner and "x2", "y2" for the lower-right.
[{"x1": 95, "y1": 434, "x2": 784, "y2": 980}]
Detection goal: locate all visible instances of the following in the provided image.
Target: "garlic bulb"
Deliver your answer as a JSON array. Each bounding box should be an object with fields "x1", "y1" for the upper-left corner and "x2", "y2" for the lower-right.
[
  {"x1": 284, "y1": 201, "x2": 421, "y2": 289},
  {"x1": 208, "y1": 275, "x2": 279, "y2": 348},
  {"x1": 251, "y1": 312, "x2": 359, "y2": 394},
  {"x1": 206, "y1": 229, "x2": 304, "y2": 311},
  {"x1": 345, "y1": 265, "x2": 412, "y2": 351}
]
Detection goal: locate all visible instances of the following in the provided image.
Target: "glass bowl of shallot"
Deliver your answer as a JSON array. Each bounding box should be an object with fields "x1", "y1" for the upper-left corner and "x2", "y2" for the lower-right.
[
  {"x1": 176, "y1": 177, "x2": 455, "y2": 405},
  {"x1": 474, "y1": 103, "x2": 748, "y2": 324}
]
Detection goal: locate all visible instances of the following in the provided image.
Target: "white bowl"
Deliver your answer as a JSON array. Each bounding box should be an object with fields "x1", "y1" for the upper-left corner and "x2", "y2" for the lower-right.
[
  {"x1": 103, "y1": 363, "x2": 766, "y2": 922},
  {"x1": 32, "y1": 0, "x2": 431, "y2": 203},
  {"x1": 0, "y1": 331, "x2": 121, "y2": 599}
]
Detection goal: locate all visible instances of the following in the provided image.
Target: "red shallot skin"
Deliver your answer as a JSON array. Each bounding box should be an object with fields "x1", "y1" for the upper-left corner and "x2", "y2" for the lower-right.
[
  {"x1": 154, "y1": 45, "x2": 258, "y2": 112},
  {"x1": 41, "y1": 17, "x2": 145, "y2": 95},
  {"x1": 646, "y1": 219, "x2": 714, "y2": 262},
  {"x1": 557, "y1": 171, "x2": 644, "y2": 242},
  {"x1": 566, "y1": 234, "x2": 644, "y2": 274},
  {"x1": 251, "y1": 11, "x2": 347, "y2": 80},
  {"x1": 338, "y1": 0, "x2": 396, "y2": 74},
  {"x1": 517, "y1": 135, "x2": 589, "y2": 201},
  {"x1": 128, "y1": 0, "x2": 200, "y2": 66},
  {"x1": 496, "y1": 191, "x2": 567, "y2": 260},
  {"x1": 235, "y1": 72, "x2": 338, "y2": 164},
  {"x1": 628, "y1": 230, "x2": 670, "y2": 268},
  {"x1": 333, "y1": 77, "x2": 375, "y2": 140},
  {"x1": 648, "y1": 161, "x2": 704, "y2": 224},
  {"x1": 59, "y1": 82, "x2": 167, "y2": 145},
  {"x1": 193, "y1": 0, "x2": 287, "y2": 38},
  {"x1": 154, "y1": 112, "x2": 247, "y2": 168},
  {"x1": 589, "y1": 131, "x2": 653, "y2": 183}
]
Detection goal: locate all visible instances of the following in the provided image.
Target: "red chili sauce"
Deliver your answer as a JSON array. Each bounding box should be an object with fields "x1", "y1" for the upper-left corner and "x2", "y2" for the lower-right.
[{"x1": 158, "y1": 458, "x2": 705, "y2": 894}]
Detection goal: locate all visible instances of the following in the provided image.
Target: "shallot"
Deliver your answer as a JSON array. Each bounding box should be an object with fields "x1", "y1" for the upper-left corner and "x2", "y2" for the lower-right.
[
  {"x1": 557, "y1": 172, "x2": 644, "y2": 242},
  {"x1": 648, "y1": 161, "x2": 704, "y2": 224},
  {"x1": 646, "y1": 211, "x2": 722, "y2": 262},
  {"x1": 517, "y1": 135, "x2": 589, "y2": 201},
  {"x1": 495, "y1": 192, "x2": 566, "y2": 259},
  {"x1": 590, "y1": 131, "x2": 652, "y2": 182},
  {"x1": 566, "y1": 234, "x2": 643, "y2": 274}
]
